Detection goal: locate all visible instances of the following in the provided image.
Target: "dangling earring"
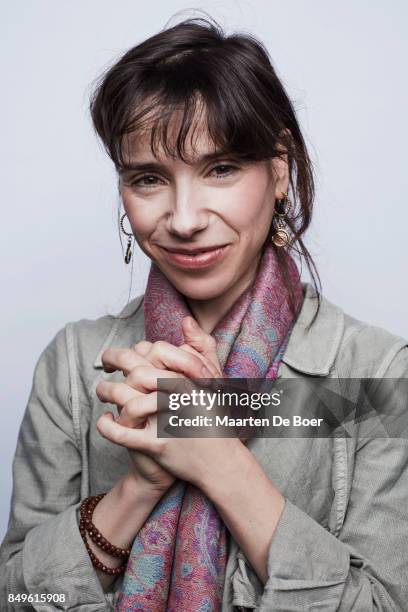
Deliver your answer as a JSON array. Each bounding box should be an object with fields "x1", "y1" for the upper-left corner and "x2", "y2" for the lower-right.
[
  {"x1": 271, "y1": 192, "x2": 292, "y2": 248},
  {"x1": 120, "y1": 213, "x2": 133, "y2": 264}
]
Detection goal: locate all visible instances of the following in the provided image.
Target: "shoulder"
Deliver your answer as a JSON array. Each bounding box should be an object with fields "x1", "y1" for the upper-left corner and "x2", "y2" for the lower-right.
[
  {"x1": 65, "y1": 294, "x2": 146, "y2": 380},
  {"x1": 339, "y1": 309, "x2": 408, "y2": 377},
  {"x1": 318, "y1": 286, "x2": 408, "y2": 377},
  {"x1": 35, "y1": 295, "x2": 145, "y2": 398},
  {"x1": 283, "y1": 283, "x2": 408, "y2": 378}
]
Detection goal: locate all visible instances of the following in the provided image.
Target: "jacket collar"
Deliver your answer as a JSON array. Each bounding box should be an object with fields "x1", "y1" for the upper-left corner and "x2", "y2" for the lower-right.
[
  {"x1": 93, "y1": 281, "x2": 344, "y2": 377},
  {"x1": 281, "y1": 281, "x2": 344, "y2": 376}
]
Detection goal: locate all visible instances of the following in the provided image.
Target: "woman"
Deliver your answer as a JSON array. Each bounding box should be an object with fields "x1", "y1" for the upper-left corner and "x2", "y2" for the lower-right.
[{"x1": 1, "y1": 16, "x2": 408, "y2": 612}]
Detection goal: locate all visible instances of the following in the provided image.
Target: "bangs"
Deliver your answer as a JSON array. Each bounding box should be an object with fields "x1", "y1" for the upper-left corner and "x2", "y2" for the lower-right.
[
  {"x1": 96, "y1": 58, "x2": 291, "y2": 170},
  {"x1": 119, "y1": 91, "x2": 233, "y2": 168}
]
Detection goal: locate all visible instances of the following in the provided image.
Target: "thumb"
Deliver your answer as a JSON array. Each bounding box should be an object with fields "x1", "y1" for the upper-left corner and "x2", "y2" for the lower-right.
[{"x1": 181, "y1": 316, "x2": 223, "y2": 376}]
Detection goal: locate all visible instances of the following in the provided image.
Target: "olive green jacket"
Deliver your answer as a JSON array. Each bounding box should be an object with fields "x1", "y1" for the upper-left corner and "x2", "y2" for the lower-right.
[{"x1": 1, "y1": 282, "x2": 408, "y2": 611}]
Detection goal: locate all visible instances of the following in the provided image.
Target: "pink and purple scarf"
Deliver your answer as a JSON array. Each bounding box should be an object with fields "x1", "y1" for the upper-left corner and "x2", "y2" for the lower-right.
[{"x1": 116, "y1": 242, "x2": 303, "y2": 611}]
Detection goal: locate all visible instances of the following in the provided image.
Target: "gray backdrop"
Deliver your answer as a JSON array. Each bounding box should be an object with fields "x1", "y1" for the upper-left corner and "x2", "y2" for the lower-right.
[{"x1": 1, "y1": 0, "x2": 407, "y2": 539}]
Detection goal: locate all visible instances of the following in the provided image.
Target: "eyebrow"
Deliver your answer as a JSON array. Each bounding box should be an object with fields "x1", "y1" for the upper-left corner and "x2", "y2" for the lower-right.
[{"x1": 118, "y1": 151, "x2": 231, "y2": 174}]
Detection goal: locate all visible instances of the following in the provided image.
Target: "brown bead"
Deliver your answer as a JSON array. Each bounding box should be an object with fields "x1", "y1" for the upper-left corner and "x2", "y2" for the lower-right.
[{"x1": 78, "y1": 493, "x2": 128, "y2": 574}]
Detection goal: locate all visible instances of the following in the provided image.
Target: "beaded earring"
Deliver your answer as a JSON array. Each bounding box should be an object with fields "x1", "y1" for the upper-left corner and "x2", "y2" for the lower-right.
[
  {"x1": 120, "y1": 213, "x2": 133, "y2": 264},
  {"x1": 271, "y1": 192, "x2": 292, "y2": 248}
]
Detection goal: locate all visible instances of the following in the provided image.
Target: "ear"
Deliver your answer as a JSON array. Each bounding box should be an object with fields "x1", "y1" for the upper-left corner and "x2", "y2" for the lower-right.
[{"x1": 270, "y1": 128, "x2": 291, "y2": 198}]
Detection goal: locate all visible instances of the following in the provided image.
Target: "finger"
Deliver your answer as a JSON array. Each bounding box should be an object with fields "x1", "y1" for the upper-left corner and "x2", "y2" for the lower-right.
[
  {"x1": 142, "y1": 340, "x2": 213, "y2": 379},
  {"x1": 97, "y1": 412, "x2": 158, "y2": 453},
  {"x1": 181, "y1": 317, "x2": 223, "y2": 375},
  {"x1": 131, "y1": 342, "x2": 216, "y2": 383},
  {"x1": 117, "y1": 392, "x2": 158, "y2": 428},
  {"x1": 101, "y1": 347, "x2": 151, "y2": 375},
  {"x1": 178, "y1": 344, "x2": 220, "y2": 378},
  {"x1": 96, "y1": 380, "x2": 141, "y2": 408},
  {"x1": 96, "y1": 377, "x2": 190, "y2": 421},
  {"x1": 126, "y1": 365, "x2": 183, "y2": 393},
  {"x1": 132, "y1": 341, "x2": 154, "y2": 356},
  {"x1": 134, "y1": 364, "x2": 206, "y2": 401}
]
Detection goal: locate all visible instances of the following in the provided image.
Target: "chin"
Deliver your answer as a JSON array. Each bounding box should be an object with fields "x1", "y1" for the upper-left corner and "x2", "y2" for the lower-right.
[{"x1": 166, "y1": 271, "x2": 233, "y2": 301}]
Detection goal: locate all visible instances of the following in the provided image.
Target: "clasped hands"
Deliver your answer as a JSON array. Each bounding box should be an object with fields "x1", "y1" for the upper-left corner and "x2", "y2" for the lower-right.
[{"x1": 96, "y1": 316, "x2": 246, "y2": 494}]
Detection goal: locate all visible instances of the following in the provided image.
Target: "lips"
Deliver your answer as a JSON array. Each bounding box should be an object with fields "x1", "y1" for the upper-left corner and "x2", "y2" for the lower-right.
[
  {"x1": 159, "y1": 244, "x2": 230, "y2": 269},
  {"x1": 162, "y1": 245, "x2": 228, "y2": 255}
]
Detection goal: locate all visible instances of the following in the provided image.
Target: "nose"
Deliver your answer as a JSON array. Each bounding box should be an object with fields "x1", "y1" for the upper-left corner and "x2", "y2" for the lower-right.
[{"x1": 166, "y1": 188, "x2": 208, "y2": 238}]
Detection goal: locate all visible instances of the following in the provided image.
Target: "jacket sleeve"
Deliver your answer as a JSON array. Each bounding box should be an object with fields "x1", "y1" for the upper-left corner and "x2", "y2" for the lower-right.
[
  {"x1": 0, "y1": 326, "x2": 114, "y2": 611},
  {"x1": 258, "y1": 344, "x2": 408, "y2": 612}
]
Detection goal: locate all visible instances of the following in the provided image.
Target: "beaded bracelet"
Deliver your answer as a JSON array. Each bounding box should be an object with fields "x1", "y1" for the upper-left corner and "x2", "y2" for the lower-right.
[
  {"x1": 78, "y1": 494, "x2": 131, "y2": 575},
  {"x1": 79, "y1": 495, "x2": 132, "y2": 558}
]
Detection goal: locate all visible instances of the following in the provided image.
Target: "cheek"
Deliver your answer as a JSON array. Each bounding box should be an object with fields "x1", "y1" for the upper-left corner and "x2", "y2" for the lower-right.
[
  {"x1": 224, "y1": 176, "x2": 273, "y2": 229},
  {"x1": 122, "y1": 193, "x2": 158, "y2": 237}
]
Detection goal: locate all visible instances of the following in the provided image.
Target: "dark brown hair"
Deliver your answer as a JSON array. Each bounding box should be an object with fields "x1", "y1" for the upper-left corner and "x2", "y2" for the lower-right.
[{"x1": 89, "y1": 14, "x2": 321, "y2": 327}]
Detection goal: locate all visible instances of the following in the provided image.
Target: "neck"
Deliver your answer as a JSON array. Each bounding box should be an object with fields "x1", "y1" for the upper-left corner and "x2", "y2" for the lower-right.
[{"x1": 185, "y1": 252, "x2": 262, "y2": 334}]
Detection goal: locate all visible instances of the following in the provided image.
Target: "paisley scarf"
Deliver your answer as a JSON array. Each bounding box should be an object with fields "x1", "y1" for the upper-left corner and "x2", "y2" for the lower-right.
[{"x1": 116, "y1": 242, "x2": 304, "y2": 611}]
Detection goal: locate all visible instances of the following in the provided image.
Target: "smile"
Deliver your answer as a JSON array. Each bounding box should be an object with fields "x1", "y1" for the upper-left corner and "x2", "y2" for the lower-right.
[{"x1": 159, "y1": 245, "x2": 230, "y2": 269}]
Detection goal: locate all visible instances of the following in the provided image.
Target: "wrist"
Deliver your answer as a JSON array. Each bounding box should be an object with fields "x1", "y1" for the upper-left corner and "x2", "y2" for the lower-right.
[
  {"x1": 121, "y1": 469, "x2": 171, "y2": 502},
  {"x1": 197, "y1": 439, "x2": 253, "y2": 499},
  {"x1": 89, "y1": 472, "x2": 168, "y2": 554}
]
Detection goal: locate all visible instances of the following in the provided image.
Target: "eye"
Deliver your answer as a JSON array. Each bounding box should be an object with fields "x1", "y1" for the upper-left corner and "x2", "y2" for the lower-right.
[
  {"x1": 131, "y1": 175, "x2": 164, "y2": 188},
  {"x1": 209, "y1": 164, "x2": 238, "y2": 179}
]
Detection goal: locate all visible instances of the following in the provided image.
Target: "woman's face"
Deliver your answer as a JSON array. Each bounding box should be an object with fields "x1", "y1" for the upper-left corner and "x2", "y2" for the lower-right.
[{"x1": 119, "y1": 121, "x2": 289, "y2": 302}]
